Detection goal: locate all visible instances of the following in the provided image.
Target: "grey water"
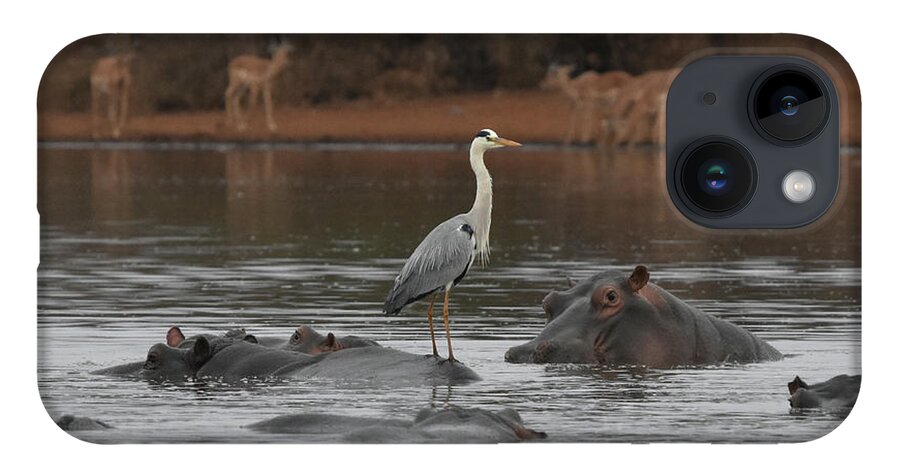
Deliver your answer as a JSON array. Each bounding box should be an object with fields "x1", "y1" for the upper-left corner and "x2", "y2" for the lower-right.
[{"x1": 37, "y1": 145, "x2": 861, "y2": 443}]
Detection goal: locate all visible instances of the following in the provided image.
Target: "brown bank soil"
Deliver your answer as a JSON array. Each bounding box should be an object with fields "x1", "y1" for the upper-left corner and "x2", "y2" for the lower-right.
[{"x1": 39, "y1": 91, "x2": 584, "y2": 145}]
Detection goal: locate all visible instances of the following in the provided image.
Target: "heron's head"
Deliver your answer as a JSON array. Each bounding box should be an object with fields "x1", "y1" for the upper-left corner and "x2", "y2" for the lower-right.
[{"x1": 472, "y1": 129, "x2": 522, "y2": 152}]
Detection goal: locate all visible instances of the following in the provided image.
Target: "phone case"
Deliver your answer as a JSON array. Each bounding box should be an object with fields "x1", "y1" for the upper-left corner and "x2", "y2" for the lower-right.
[{"x1": 37, "y1": 33, "x2": 860, "y2": 443}]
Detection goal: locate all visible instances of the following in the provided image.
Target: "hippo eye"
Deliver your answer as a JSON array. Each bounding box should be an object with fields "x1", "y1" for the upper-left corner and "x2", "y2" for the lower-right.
[
  {"x1": 291, "y1": 331, "x2": 302, "y2": 343},
  {"x1": 145, "y1": 352, "x2": 158, "y2": 368},
  {"x1": 606, "y1": 291, "x2": 618, "y2": 303}
]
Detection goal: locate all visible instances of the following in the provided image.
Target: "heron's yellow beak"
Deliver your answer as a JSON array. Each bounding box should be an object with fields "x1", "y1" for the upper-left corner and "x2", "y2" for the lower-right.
[{"x1": 495, "y1": 137, "x2": 522, "y2": 147}]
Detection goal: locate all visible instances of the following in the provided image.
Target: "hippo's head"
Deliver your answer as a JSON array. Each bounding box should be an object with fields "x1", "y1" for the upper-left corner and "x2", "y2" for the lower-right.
[
  {"x1": 505, "y1": 265, "x2": 685, "y2": 366},
  {"x1": 787, "y1": 375, "x2": 860, "y2": 410},
  {"x1": 137, "y1": 326, "x2": 238, "y2": 381},
  {"x1": 285, "y1": 326, "x2": 345, "y2": 355},
  {"x1": 138, "y1": 336, "x2": 212, "y2": 381}
]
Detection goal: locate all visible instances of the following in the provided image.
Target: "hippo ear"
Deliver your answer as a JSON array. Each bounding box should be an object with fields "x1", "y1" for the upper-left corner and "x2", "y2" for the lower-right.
[
  {"x1": 788, "y1": 376, "x2": 808, "y2": 395},
  {"x1": 190, "y1": 336, "x2": 212, "y2": 368},
  {"x1": 628, "y1": 265, "x2": 650, "y2": 293},
  {"x1": 566, "y1": 276, "x2": 577, "y2": 288},
  {"x1": 167, "y1": 326, "x2": 186, "y2": 347},
  {"x1": 325, "y1": 332, "x2": 345, "y2": 351},
  {"x1": 514, "y1": 425, "x2": 548, "y2": 441}
]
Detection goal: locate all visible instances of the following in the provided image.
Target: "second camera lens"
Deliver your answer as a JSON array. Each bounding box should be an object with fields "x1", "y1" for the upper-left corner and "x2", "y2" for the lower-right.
[{"x1": 676, "y1": 138, "x2": 757, "y2": 216}]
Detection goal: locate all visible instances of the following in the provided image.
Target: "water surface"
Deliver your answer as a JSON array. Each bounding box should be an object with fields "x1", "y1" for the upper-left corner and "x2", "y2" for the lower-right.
[{"x1": 37, "y1": 145, "x2": 861, "y2": 443}]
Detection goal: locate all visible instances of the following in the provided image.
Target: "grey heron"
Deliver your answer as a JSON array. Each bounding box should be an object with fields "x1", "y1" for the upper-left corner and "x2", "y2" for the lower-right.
[{"x1": 383, "y1": 129, "x2": 521, "y2": 362}]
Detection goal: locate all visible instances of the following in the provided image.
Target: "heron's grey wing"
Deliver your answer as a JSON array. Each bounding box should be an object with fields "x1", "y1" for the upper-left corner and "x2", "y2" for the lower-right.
[{"x1": 383, "y1": 215, "x2": 475, "y2": 315}]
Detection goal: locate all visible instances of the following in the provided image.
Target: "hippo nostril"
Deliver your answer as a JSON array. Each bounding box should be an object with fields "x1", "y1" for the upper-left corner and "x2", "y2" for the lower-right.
[{"x1": 531, "y1": 341, "x2": 557, "y2": 364}]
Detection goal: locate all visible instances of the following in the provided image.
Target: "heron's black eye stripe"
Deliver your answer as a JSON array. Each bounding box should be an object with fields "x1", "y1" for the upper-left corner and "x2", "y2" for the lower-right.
[
  {"x1": 460, "y1": 224, "x2": 474, "y2": 237},
  {"x1": 475, "y1": 130, "x2": 490, "y2": 138}
]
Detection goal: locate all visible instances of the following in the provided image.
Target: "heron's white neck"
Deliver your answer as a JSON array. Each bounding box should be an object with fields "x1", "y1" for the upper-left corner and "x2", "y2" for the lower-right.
[{"x1": 468, "y1": 145, "x2": 492, "y2": 265}]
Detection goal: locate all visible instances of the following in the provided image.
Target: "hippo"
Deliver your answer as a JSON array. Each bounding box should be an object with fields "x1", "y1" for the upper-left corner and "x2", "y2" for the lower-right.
[
  {"x1": 55, "y1": 415, "x2": 112, "y2": 431},
  {"x1": 788, "y1": 374, "x2": 861, "y2": 410},
  {"x1": 138, "y1": 333, "x2": 215, "y2": 381},
  {"x1": 505, "y1": 265, "x2": 782, "y2": 367},
  {"x1": 100, "y1": 325, "x2": 480, "y2": 385},
  {"x1": 194, "y1": 341, "x2": 314, "y2": 381},
  {"x1": 248, "y1": 406, "x2": 546, "y2": 443},
  {"x1": 247, "y1": 414, "x2": 408, "y2": 437},
  {"x1": 88, "y1": 325, "x2": 303, "y2": 382},
  {"x1": 279, "y1": 346, "x2": 480, "y2": 385},
  {"x1": 91, "y1": 326, "x2": 256, "y2": 377},
  {"x1": 138, "y1": 330, "x2": 312, "y2": 382},
  {"x1": 143, "y1": 338, "x2": 478, "y2": 384},
  {"x1": 261, "y1": 325, "x2": 380, "y2": 355}
]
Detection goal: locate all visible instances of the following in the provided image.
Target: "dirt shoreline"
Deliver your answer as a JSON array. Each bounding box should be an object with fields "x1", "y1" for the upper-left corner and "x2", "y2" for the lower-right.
[
  {"x1": 39, "y1": 89, "x2": 860, "y2": 146},
  {"x1": 38, "y1": 90, "x2": 636, "y2": 145}
]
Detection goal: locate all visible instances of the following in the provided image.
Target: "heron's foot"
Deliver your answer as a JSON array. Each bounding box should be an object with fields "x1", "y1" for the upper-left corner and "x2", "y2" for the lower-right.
[
  {"x1": 426, "y1": 352, "x2": 442, "y2": 360},
  {"x1": 439, "y1": 356, "x2": 461, "y2": 365}
]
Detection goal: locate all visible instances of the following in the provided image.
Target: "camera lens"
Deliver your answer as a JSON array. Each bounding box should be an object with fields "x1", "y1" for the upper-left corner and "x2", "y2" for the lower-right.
[
  {"x1": 750, "y1": 66, "x2": 829, "y2": 143},
  {"x1": 676, "y1": 138, "x2": 756, "y2": 216},
  {"x1": 699, "y1": 159, "x2": 732, "y2": 195},
  {"x1": 779, "y1": 95, "x2": 799, "y2": 116}
]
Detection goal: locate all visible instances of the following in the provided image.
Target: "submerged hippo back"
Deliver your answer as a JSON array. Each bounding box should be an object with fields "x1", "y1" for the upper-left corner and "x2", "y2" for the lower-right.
[
  {"x1": 410, "y1": 407, "x2": 547, "y2": 442},
  {"x1": 249, "y1": 407, "x2": 545, "y2": 443},
  {"x1": 196, "y1": 341, "x2": 313, "y2": 380},
  {"x1": 280, "y1": 346, "x2": 481, "y2": 385},
  {"x1": 648, "y1": 284, "x2": 783, "y2": 364}
]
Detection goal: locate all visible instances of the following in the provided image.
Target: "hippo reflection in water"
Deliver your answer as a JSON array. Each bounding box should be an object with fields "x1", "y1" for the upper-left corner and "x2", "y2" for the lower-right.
[
  {"x1": 96, "y1": 325, "x2": 479, "y2": 385},
  {"x1": 788, "y1": 374, "x2": 860, "y2": 410},
  {"x1": 505, "y1": 265, "x2": 783, "y2": 367}
]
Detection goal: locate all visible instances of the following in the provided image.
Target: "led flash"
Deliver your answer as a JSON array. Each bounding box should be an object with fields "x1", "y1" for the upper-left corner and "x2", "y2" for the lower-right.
[{"x1": 782, "y1": 170, "x2": 816, "y2": 203}]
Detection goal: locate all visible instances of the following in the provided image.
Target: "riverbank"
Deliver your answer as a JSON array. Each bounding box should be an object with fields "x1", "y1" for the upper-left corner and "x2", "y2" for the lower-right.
[
  {"x1": 38, "y1": 89, "x2": 861, "y2": 146},
  {"x1": 40, "y1": 91, "x2": 580, "y2": 144}
]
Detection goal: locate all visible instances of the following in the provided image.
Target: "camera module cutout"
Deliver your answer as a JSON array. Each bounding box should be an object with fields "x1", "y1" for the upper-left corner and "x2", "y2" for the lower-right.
[{"x1": 666, "y1": 56, "x2": 840, "y2": 229}]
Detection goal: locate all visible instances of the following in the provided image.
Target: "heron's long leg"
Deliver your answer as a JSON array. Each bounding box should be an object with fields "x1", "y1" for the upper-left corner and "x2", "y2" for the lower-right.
[
  {"x1": 442, "y1": 288, "x2": 456, "y2": 362},
  {"x1": 426, "y1": 293, "x2": 439, "y2": 357}
]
